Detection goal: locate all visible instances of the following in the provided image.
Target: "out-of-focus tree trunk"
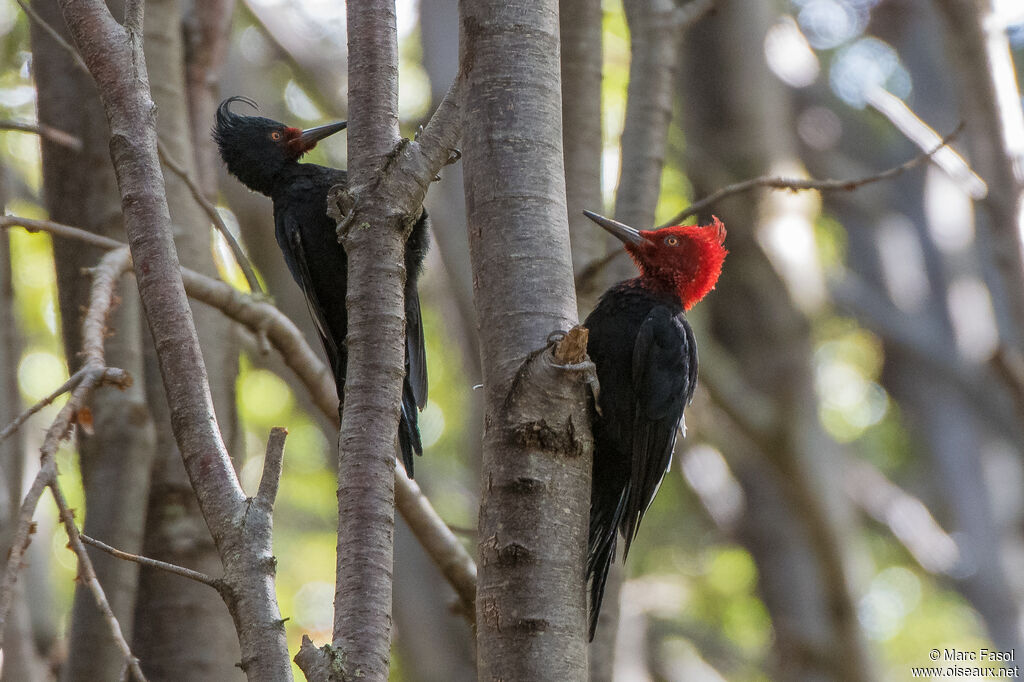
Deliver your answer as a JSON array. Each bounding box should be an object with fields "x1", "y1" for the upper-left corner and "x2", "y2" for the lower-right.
[
  {"x1": 679, "y1": 2, "x2": 873, "y2": 681},
  {"x1": 933, "y1": 0, "x2": 1024, "y2": 352},
  {"x1": 132, "y1": 0, "x2": 243, "y2": 678},
  {"x1": 810, "y1": 0, "x2": 1024, "y2": 652},
  {"x1": 29, "y1": 3, "x2": 158, "y2": 680},
  {"x1": 558, "y1": 0, "x2": 614, "y2": 675},
  {"x1": 184, "y1": 0, "x2": 236, "y2": 193},
  {"x1": 0, "y1": 165, "x2": 51, "y2": 682},
  {"x1": 461, "y1": 0, "x2": 594, "y2": 677}
]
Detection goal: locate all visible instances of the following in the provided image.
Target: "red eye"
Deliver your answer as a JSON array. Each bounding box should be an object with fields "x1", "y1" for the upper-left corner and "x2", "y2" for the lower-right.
[
  {"x1": 271, "y1": 131, "x2": 282, "y2": 141},
  {"x1": 664, "y1": 236, "x2": 679, "y2": 246}
]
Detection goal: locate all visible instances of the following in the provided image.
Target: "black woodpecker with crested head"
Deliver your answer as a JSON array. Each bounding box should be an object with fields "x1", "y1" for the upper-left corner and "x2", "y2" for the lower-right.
[{"x1": 213, "y1": 96, "x2": 429, "y2": 477}]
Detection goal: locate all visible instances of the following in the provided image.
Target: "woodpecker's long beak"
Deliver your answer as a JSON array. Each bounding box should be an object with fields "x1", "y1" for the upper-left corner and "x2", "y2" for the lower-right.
[
  {"x1": 299, "y1": 121, "x2": 348, "y2": 146},
  {"x1": 582, "y1": 210, "x2": 644, "y2": 246}
]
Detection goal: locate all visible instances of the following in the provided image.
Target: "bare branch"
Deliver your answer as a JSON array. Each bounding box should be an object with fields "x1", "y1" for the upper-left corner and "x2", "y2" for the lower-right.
[
  {"x1": 15, "y1": 0, "x2": 90, "y2": 73},
  {"x1": 156, "y1": 139, "x2": 264, "y2": 295},
  {"x1": 255, "y1": 427, "x2": 287, "y2": 511},
  {"x1": 0, "y1": 215, "x2": 125, "y2": 250},
  {"x1": 661, "y1": 124, "x2": 966, "y2": 227},
  {"x1": 49, "y1": 482, "x2": 149, "y2": 681},
  {"x1": 0, "y1": 119, "x2": 82, "y2": 150},
  {"x1": 394, "y1": 472, "x2": 477, "y2": 617},
  {"x1": 80, "y1": 534, "x2": 220, "y2": 589},
  {"x1": 0, "y1": 367, "x2": 88, "y2": 442}
]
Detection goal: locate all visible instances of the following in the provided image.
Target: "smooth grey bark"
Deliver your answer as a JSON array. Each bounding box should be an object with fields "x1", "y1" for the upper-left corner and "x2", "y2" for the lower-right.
[
  {"x1": 679, "y1": 2, "x2": 874, "y2": 681},
  {"x1": 57, "y1": 1, "x2": 293, "y2": 679},
  {"x1": 298, "y1": 2, "x2": 464, "y2": 678},
  {"x1": 328, "y1": 2, "x2": 406, "y2": 677},
  {"x1": 132, "y1": 0, "x2": 243, "y2": 677},
  {"x1": 460, "y1": 0, "x2": 594, "y2": 678},
  {"x1": 28, "y1": 3, "x2": 158, "y2": 680}
]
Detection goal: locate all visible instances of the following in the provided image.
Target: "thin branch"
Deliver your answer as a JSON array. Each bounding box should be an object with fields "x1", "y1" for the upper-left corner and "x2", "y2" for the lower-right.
[
  {"x1": 15, "y1": 0, "x2": 90, "y2": 74},
  {"x1": 80, "y1": 534, "x2": 220, "y2": 589},
  {"x1": 0, "y1": 120, "x2": 82, "y2": 151},
  {"x1": 0, "y1": 215, "x2": 125, "y2": 251},
  {"x1": 575, "y1": 125, "x2": 969, "y2": 290},
  {"x1": 255, "y1": 427, "x2": 287, "y2": 511},
  {"x1": 50, "y1": 482, "x2": 148, "y2": 681},
  {"x1": 660, "y1": 124, "x2": 966, "y2": 227},
  {"x1": 156, "y1": 140, "x2": 264, "y2": 295},
  {"x1": 0, "y1": 367, "x2": 88, "y2": 442},
  {"x1": 394, "y1": 471, "x2": 477, "y2": 617}
]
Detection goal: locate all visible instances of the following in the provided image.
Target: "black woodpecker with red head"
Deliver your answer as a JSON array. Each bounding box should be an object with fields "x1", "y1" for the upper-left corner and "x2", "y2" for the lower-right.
[
  {"x1": 582, "y1": 209, "x2": 727, "y2": 639},
  {"x1": 213, "y1": 96, "x2": 429, "y2": 476}
]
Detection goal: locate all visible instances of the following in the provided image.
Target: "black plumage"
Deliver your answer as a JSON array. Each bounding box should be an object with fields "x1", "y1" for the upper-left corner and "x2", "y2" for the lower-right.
[
  {"x1": 213, "y1": 97, "x2": 428, "y2": 476},
  {"x1": 584, "y1": 284, "x2": 696, "y2": 640},
  {"x1": 580, "y1": 210, "x2": 726, "y2": 640}
]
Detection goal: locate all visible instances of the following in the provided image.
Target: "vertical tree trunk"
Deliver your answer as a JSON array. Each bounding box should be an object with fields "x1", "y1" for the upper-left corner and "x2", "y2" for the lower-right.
[
  {"x1": 560, "y1": 0, "x2": 605, "y2": 283},
  {"x1": 28, "y1": 3, "x2": 158, "y2": 680},
  {"x1": 0, "y1": 165, "x2": 50, "y2": 682},
  {"x1": 132, "y1": 0, "x2": 243, "y2": 677},
  {"x1": 933, "y1": 0, "x2": 1024, "y2": 351},
  {"x1": 460, "y1": 1, "x2": 594, "y2": 678}
]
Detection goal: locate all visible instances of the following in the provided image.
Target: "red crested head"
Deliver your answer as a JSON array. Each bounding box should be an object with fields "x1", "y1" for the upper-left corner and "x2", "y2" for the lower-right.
[{"x1": 583, "y1": 211, "x2": 727, "y2": 310}]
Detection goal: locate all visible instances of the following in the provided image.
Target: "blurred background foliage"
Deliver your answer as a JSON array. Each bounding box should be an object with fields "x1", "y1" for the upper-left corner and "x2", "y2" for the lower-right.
[{"x1": 2, "y1": 0, "x2": 1024, "y2": 679}]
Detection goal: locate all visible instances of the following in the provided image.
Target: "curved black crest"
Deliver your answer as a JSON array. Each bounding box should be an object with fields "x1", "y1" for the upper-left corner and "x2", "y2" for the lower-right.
[{"x1": 216, "y1": 95, "x2": 259, "y2": 128}]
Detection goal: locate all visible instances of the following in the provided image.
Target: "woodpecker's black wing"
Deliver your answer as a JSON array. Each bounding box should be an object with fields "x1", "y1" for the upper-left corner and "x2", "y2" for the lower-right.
[
  {"x1": 585, "y1": 291, "x2": 696, "y2": 639},
  {"x1": 621, "y1": 305, "x2": 696, "y2": 555},
  {"x1": 280, "y1": 216, "x2": 343, "y2": 381},
  {"x1": 406, "y1": 286, "x2": 428, "y2": 410}
]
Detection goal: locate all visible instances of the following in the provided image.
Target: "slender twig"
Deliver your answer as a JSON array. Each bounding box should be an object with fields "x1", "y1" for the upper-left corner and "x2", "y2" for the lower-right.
[
  {"x1": 15, "y1": 0, "x2": 90, "y2": 73},
  {"x1": 574, "y1": 125, "x2": 968, "y2": 291},
  {"x1": 80, "y1": 534, "x2": 220, "y2": 588},
  {"x1": 0, "y1": 367, "x2": 88, "y2": 442},
  {"x1": 660, "y1": 124, "x2": 966, "y2": 227},
  {"x1": 0, "y1": 215, "x2": 125, "y2": 251},
  {"x1": 0, "y1": 120, "x2": 82, "y2": 151},
  {"x1": 255, "y1": 427, "x2": 287, "y2": 511},
  {"x1": 156, "y1": 140, "x2": 264, "y2": 295},
  {"x1": 50, "y1": 483, "x2": 149, "y2": 681}
]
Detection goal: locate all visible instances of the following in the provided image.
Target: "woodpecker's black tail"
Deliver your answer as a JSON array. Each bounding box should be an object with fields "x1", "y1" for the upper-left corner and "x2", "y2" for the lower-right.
[{"x1": 587, "y1": 485, "x2": 628, "y2": 640}]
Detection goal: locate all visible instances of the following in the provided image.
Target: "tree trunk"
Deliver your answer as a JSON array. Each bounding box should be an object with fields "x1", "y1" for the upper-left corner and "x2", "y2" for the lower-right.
[
  {"x1": 0, "y1": 164, "x2": 51, "y2": 682},
  {"x1": 460, "y1": 0, "x2": 594, "y2": 678},
  {"x1": 132, "y1": 0, "x2": 243, "y2": 678},
  {"x1": 28, "y1": 3, "x2": 158, "y2": 679},
  {"x1": 933, "y1": 0, "x2": 1024, "y2": 352}
]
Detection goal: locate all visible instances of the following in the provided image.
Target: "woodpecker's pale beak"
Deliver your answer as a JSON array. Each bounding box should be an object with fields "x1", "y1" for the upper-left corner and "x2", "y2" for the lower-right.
[
  {"x1": 582, "y1": 210, "x2": 644, "y2": 246},
  {"x1": 299, "y1": 121, "x2": 348, "y2": 147}
]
